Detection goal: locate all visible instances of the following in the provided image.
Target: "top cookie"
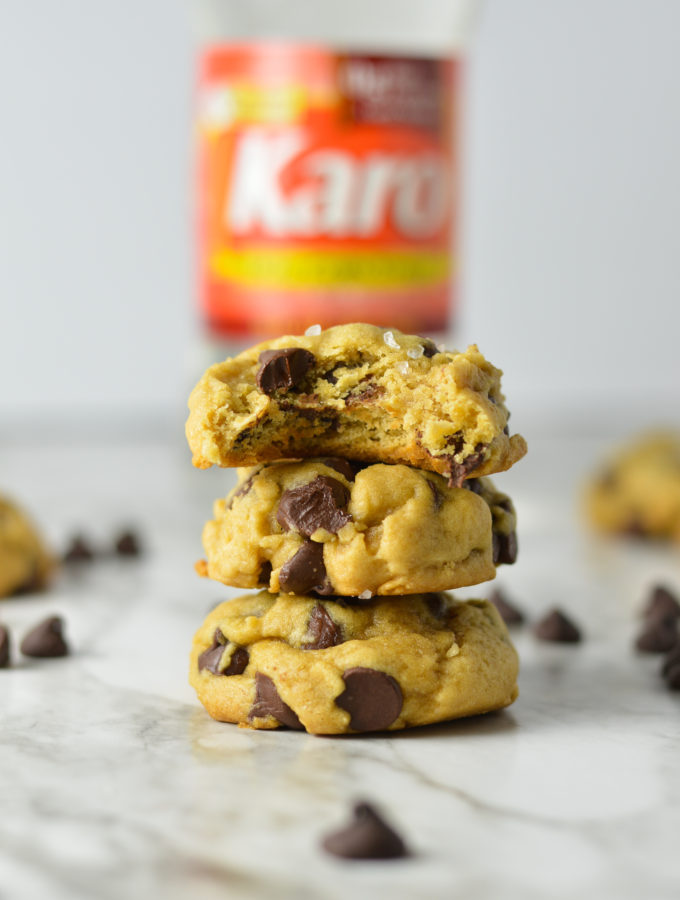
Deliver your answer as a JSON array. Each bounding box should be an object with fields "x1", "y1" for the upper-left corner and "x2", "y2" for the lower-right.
[{"x1": 186, "y1": 323, "x2": 527, "y2": 484}]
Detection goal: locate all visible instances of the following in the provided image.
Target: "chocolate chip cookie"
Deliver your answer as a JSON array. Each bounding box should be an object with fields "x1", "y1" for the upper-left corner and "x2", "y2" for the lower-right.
[
  {"x1": 585, "y1": 432, "x2": 680, "y2": 542},
  {"x1": 0, "y1": 495, "x2": 53, "y2": 598},
  {"x1": 189, "y1": 592, "x2": 519, "y2": 734},
  {"x1": 198, "y1": 459, "x2": 517, "y2": 596},
  {"x1": 186, "y1": 323, "x2": 527, "y2": 485}
]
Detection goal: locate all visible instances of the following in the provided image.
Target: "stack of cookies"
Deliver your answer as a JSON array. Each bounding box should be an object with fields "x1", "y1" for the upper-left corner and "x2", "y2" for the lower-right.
[{"x1": 186, "y1": 323, "x2": 526, "y2": 735}]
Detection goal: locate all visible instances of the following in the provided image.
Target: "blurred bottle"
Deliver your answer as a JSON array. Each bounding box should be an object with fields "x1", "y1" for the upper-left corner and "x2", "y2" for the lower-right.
[{"x1": 191, "y1": 0, "x2": 478, "y2": 362}]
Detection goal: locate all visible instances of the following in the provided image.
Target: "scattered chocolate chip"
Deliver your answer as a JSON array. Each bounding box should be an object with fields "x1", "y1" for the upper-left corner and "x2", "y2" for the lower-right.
[
  {"x1": 0, "y1": 625, "x2": 10, "y2": 668},
  {"x1": 249, "y1": 673, "x2": 303, "y2": 729},
  {"x1": 256, "y1": 348, "x2": 315, "y2": 395},
  {"x1": 427, "y1": 479, "x2": 443, "y2": 511},
  {"x1": 321, "y1": 458, "x2": 356, "y2": 481},
  {"x1": 258, "y1": 560, "x2": 273, "y2": 588},
  {"x1": 336, "y1": 667, "x2": 403, "y2": 732},
  {"x1": 533, "y1": 609, "x2": 582, "y2": 643},
  {"x1": 115, "y1": 530, "x2": 141, "y2": 557},
  {"x1": 63, "y1": 534, "x2": 94, "y2": 563},
  {"x1": 20, "y1": 616, "x2": 69, "y2": 658},
  {"x1": 421, "y1": 339, "x2": 438, "y2": 358},
  {"x1": 322, "y1": 801, "x2": 409, "y2": 860},
  {"x1": 493, "y1": 532, "x2": 518, "y2": 566},
  {"x1": 277, "y1": 476, "x2": 350, "y2": 537},
  {"x1": 279, "y1": 542, "x2": 330, "y2": 595},
  {"x1": 302, "y1": 604, "x2": 343, "y2": 650},
  {"x1": 635, "y1": 616, "x2": 679, "y2": 653},
  {"x1": 643, "y1": 585, "x2": 680, "y2": 623},
  {"x1": 489, "y1": 588, "x2": 525, "y2": 625}
]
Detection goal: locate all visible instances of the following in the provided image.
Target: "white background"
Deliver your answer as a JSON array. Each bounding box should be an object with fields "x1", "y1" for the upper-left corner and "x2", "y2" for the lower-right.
[{"x1": 1, "y1": 0, "x2": 679, "y2": 435}]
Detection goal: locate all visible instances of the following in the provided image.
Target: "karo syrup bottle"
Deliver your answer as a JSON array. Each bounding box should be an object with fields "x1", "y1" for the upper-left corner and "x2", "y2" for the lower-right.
[{"x1": 191, "y1": 0, "x2": 478, "y2": 359}]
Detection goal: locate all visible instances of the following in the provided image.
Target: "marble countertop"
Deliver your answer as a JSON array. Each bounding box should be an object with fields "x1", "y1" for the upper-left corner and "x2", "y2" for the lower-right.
[{"x1": 1, "y1": 432, "x2": 679, "y2": 900}]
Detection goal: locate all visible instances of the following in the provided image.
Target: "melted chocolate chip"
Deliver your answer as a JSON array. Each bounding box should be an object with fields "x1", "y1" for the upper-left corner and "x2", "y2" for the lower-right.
[
  {"x1": 115, "y1": 530, "x2": 141, "y2": 557},
  {"x1": 489, "y1": 588, "x2": 525, "y2": 625},
  {"x1": 256, "y1": 348, "x2": 315, "y2": 395},
  {"x1": 0, "y1": 625, "x2": 10, "y2": 668},
  {"x1": 345, "y1": 381, "x2": 383, "y2": 407},
  {"x1": 279, "y1": 541, "x2": 330, "y2": 595},
  {"x1": 226, "y1": 475, "x2": 255, "y2": 509},
  {"x1": 533, "y1": 609, "x2": 582, "y2": 643},
  {"x1": 321, "y1": 458, "x2": 356, "y2": 481},
  {"x1": 635, "y1": 616, "x2": 679, "y2": 653},
  {"x1": 446, "y1": 444, "x2": 487, "y2": 488},
  {"x1": 258, "y1": 560, "x2": 273, "y2": 588},
  {"x1": 302, "y1": 604, "x2": 343, "y2": 650},
  {"x1": 277, "y1": 476, "x2": 350, "y2": 537},
  {"x1": 421, "y1": 339, "x2": 439, "y2": 358},
  {"x1": 199, "y1": 630, "x2": 249, "y2": 676},
  {"x1": 63, "y1": 535, "x2": 94, "y2": 563},
  {"x1": 643, "y1": 585, "x2": 680, "y2": 623},
  {"x1": 427, "y1": 479, "x2": 443, "y2": 511},
  {"x1": 336, "y1": 667, "x2": 403, "y2": 732},
  {"x1": 20, "y1": 616, "x2": 69, "y2": 658},
  {"x1": 249, "y1": 673, "x2": 303, "y2": 729},
  {"x1": 322, "y1": 801, "x2": 409, "y2": 860},
  {"x1": 424, "y1": 592, "x2": 448, "y2": 621},
  {"x1": 493, "y1": 532, "x2": 518, "y2": 566}
]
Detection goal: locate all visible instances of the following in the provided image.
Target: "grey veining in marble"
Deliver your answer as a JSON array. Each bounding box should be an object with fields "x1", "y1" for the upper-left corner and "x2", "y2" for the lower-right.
[{"x1": 1, "y1": 435, "x2": 679, "y2": 899}]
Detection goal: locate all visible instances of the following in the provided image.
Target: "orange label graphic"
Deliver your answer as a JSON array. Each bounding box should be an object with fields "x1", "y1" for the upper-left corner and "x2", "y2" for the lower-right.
[{"x1": 198, "y1": 44, "x2": 458, "y2": 337}]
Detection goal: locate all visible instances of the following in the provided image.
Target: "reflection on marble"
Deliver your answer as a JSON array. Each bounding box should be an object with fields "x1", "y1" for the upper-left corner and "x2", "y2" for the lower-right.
[{"x1": 1, "y1": 436, "x2": 679, "y2": 899}]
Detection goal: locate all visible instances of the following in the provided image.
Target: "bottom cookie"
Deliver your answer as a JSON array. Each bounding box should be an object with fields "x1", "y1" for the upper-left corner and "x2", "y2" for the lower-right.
[{"x1": 189, "y1": 591, "x2": 519, "y2": 735}]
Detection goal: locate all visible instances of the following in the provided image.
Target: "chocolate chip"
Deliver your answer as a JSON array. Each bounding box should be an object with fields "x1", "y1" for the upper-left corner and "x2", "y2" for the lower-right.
[
  {"x1": 302, "y1": 604, "x2": 343, "y2": 650},
  {"x1": 258, "y1": 560, "x2": 272, "y2": 588},
  {"x1": 665, "y1": 663, "x2": 680, "y2": 690},
  {"x1": 427, "y1": 479, "x2": 443, "y2": 511},
  {"x1": 635, "y1": 616, "x2": 679, "y2": 653},
  {"x1": 0, "y1": 625, "x2": 10, "y2": 668},
  {"x1": 345, "y1": 381, "x2": 383, "y2": 407},
  {"x1": 446, "y1": 444, "x2": 487, "y2": 488},
  {"x1": 493, "y1": 532, "x2": 518, "y2": 566},
  {"x1": 489, "y1": 588, "x2": 525, "y2": 625},
  {"x1": 224, "y1": 647, "x2": 250, "y2": 676},
  {"x1": 63, "y1": 534, "x2": 94, "y2": 563},
  {"x1": 279, "y1": 541, "x2": 330, "y2": 595},
  {"x1": 321, "y1": 801, "x2": 409, "y2": 860},
  {"x1": 336, "y1": 667, "x2": 403, "y2": 732},
  {"x1": 464, "y1": 478, "x2": 484, "y2": 495},
  {"x1": 115, "y1": 530, "x2": 141, "y2": 557},
  {"x1": 643, "y1": 585, "x2": 680, "y2": 623},
  {"x1": 227, "y1": 474, "x2": 255, "y2": 509},
  {"x1": 277, "y1": 476, "x2": 350, "y2": 537},
  {"x1": 256, "y1": 348, "x2": 315, "y2": 395},
  {"x1": 424, "y1": 592, "x2": 448, "y2": 620},
  {"x1": 198, "y1": 630, "x2": 249, "y2": 676},
  {"x1": 421, "y1": 339, "x2": 438, "y2": 358},
  {"x1": 533, "y1": 609, "x2": 582, "y2": 643},
  {"x1": 20, "y1": 616, "x2": 69, "y2": 658},
  {"x1": 321, "y1": 458, "x2": 356, "y2": 481},
  {"x1": 249, "y1": 673, "x2": 303, "y2": 729}
]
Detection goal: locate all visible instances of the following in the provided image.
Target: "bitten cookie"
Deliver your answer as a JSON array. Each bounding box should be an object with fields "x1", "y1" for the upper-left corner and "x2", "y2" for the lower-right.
[
  {"x1": 585, "y1": 432, "x2": 680, "y2": 542},
  {"x1": 0, "y1": 495, "x2": 53, "y2": 597},
  {"x1": 189, "y1": 592, "x2": 519, "y2": 734},
  {"x1": 198, "y1": 460, "x2": 517, "y2": 596},
  {"x1": 186, "y1": 323, "x2": 527, "y2": 485}
]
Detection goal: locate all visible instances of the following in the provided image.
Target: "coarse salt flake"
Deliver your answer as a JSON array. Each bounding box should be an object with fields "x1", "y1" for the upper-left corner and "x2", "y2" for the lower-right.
[
  {"x1": 358, "y1": 589, "x2": 373, "y2": 599},
  {"x1": 407, "y1": 346, "x2": 424, "y2": 359},
  {"x1": 383, "y1": 330, "x2": 400, "y2": 349},
  {"x1": 305, "y1": 324, "x2": 322, "y2": 336},
  {"x1": 397, "y1": 361, "x2": 410, "y2": 375}
]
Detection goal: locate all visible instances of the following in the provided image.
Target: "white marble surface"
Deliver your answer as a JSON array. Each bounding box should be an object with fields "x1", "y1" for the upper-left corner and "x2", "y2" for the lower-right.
[{"x1": 1, "y1": 432, "x2": 680, "y2": 900}]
